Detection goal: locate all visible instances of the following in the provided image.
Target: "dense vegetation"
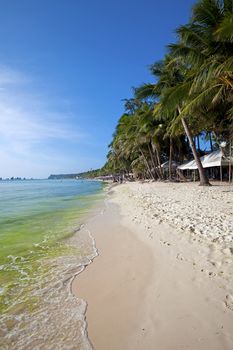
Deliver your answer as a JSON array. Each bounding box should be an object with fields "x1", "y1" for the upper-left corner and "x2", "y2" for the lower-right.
[
  {"x1": 101, "y1": 0, "x2": 233, "y2": 185},
  {"x1": 48, "y1": 169, "x2": 103, "y2": 179}
]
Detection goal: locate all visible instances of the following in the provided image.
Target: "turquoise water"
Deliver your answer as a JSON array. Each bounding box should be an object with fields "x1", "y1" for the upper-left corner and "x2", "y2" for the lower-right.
[
  {"x1": 0, "y1": 179, "x2": 104, "y2": 349},
  {"x1": 0, "y1": 179, "x2": 103, "y2": 264}
]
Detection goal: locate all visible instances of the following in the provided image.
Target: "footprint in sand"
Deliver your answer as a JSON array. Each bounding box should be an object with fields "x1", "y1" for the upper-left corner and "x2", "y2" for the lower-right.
[
  {"x1": 159, "y1": 240, "x2": 171, "y2": 246},
  {"x1": 225, "y1": 294, "x2": 233, "y2": 311},
  {"x1": 176, "y1": 253, "x2": 184, "y2": 261},
  {"x1": 148, "y1": 232, "x2": 154, "y2": 239},
  {"x1": 208, "y1": 271, "x2": 217, "y2": 277}
]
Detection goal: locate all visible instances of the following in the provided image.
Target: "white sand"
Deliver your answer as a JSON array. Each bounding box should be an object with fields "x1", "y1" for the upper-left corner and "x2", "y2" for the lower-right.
[{"x1": 73, "y1": 181, "x2": 233, "y2": 349}]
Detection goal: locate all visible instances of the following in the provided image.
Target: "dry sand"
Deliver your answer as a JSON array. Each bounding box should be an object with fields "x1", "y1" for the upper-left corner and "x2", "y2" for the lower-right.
[{"x1": 72, "y1": 182, "x2": 233, "y2": 350}]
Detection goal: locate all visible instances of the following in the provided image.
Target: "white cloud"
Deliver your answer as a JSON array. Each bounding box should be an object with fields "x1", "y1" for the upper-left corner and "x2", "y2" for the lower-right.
[
  {"x1": 0, "y1": 65, "x2": 28, "y2": 87},
  {"x1": 0, "y1": 66, "x2": 88, "y2": 178}
]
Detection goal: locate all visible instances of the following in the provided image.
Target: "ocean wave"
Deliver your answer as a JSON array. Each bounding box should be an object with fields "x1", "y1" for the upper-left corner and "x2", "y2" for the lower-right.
[
  {"x1": 0, "y1": 179, "x2": 104, "y2": 349},
  {"x1": 0, "y1": 222, "x2": 99, "y2": 350}
]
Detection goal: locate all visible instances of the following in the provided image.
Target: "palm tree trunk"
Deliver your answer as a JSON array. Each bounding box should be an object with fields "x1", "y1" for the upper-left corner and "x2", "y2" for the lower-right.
[
  {"x1": 229, "y1": 140, "x2": 232, "y2": 183},
  {"x1": 154, "y1": 145, "x2": 163, "y2": 179},
  {"x1": 209, "y1": 132, "x2": 213, "y2": 151},
  {"x1": 181, "y1": 117, "x2": 210, "y2": 186},
  {"x1": 197, "y1": 134, "x2": 200, "y2": 153},
  {"x1": 139, "y1": 148, "x2": 154, "y2": 180},
  {"x1": 148, "y1": 143, "x2": 160, "y2": 179},
  {"x1": 169, "y1": 137, "x2": 173, "y2": 180}
]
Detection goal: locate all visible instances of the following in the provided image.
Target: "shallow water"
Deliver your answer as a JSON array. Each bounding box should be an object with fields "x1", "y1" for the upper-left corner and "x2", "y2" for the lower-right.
[{"x1": 0, "y1": 179, "x2": 104, "y2": 349}]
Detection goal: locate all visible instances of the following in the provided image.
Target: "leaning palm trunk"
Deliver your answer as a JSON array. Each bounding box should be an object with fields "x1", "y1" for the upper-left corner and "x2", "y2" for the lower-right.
[
  {"x1": 153, "y1": 144, "x2": 163, "y2": 179},
  {"x1": 209, "y1": 132, "x2": 213, "y2": 152},
  {"x1": 169, "y1": 137, "x2": 173, "y2": 180},
  {"x1": 139, "y1": 148, "x2": 154, "y2": 180},
  {"x1": 181, "y1": 117, "x2": 210, "y2": 186},
  {"x1": 197, "y1": 135, "x2": 200, "y2": 153},
  {"x1": 147, "y1": 143, "x2": 160, "y2": 179}
]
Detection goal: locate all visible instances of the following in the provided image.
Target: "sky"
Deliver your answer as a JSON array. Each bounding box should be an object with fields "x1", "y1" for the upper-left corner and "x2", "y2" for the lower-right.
[{"x1": 0, "y1": 0, "x2": 196, "y2": 178}]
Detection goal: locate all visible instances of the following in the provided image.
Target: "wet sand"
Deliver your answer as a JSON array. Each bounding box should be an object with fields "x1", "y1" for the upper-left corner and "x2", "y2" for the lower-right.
[
  {"x1": 72, "y1": 201, "x2": 154, "y2": 349},
  {"x1": 72, "y1": 183, "x2": 233, "y2": 350}
]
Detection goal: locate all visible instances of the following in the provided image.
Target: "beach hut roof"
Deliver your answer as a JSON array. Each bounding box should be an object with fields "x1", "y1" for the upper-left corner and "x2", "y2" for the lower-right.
[
  {"x1": 161, "y1": 161, "x2": 179, "y2": 169},
  {"x1": 178, "y1": 159, "x2": 197, "y2": 170},
  {"x1": 178, "y1": 150, "x2": 233, "y2": 170}
]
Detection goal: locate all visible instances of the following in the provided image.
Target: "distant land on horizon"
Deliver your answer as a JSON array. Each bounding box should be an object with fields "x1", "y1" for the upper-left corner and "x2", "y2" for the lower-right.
[
  {"x1": 48, "y1": 169, "x2": 101, "y2": 180},
  {"x1": 48, "y1": 173, "x2": 80, "y2": 180},
  {"x1": 0, "y1": 171, "x2": 101, "y2": 181}
]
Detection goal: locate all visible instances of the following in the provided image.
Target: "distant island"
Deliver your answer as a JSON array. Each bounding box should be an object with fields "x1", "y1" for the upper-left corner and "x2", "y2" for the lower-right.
[
  {"x1": 0, "y1": 177, "x2": 31, "y2": 181},
  {"x1": 48, "y1": 169, "x2": 102, "y2": 180}
]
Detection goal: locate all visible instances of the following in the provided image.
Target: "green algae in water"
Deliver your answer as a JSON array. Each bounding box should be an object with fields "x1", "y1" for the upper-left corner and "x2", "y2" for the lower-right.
[{"x1": 0, "y1": 180, "x2": 104, "y2": 316}]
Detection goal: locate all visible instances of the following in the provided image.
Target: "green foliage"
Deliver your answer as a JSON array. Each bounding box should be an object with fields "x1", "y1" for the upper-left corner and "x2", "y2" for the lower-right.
[{"x1": 88, "y1": 0, "x2": 233, "y2": 181}]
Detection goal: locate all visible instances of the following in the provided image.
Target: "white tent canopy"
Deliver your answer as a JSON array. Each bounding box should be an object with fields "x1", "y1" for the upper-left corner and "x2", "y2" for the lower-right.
[{"x1": 178, "y1": 150, "x2": 233, "y2": 170}]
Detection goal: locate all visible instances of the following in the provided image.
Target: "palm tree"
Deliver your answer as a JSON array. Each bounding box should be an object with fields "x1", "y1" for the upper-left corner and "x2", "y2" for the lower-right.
[
  {"x1": 104, "y1": 0, "x2": 232, "y2": 185},
  {"x1": 135, "y1": 55, "x2": 211, "y2": 185},
  {"x1": 108, "y1": 111, "x2": 154, "y2": 179},
  {"x1": 164, "y1": 0, "x2": 233, "y2": 184},
  {"x1": 169, "y1": 0, "x2": 233, "y2": 121}
]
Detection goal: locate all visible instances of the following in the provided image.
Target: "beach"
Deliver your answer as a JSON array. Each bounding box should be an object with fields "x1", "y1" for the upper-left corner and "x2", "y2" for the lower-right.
[
  {"x1": 1, "y1": 0, "x2": 232, "y2": 349},
  {"x1": 73, "y1": 181, "x2": 233, "y2": 349}
]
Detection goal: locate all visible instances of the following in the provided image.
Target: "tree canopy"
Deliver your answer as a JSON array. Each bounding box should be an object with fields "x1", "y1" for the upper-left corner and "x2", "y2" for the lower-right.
[{"x1": 100, "y1": 0, "x2": 233, "y2": 185}]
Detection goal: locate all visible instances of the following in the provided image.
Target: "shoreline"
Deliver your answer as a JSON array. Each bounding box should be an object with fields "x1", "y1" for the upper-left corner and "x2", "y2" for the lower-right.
[
  {"x1": 72, "y1": 181, "x2": 233, "y2": 349},
  {"x1": 72, "y1": 197, "x2": 155, "y2": 349},
  {"x1": 0, "y1": 181, "x2": 105, "y2": 350}
]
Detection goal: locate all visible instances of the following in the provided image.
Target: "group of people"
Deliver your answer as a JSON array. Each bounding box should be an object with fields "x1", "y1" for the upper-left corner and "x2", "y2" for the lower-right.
[{"x1": 113, "y1": 175, "x2": 124, "y2": 183}]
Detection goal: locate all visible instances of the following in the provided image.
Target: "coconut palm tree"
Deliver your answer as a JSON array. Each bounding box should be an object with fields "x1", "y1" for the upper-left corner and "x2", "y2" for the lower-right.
[
  {"x1": 135, "y1": 55, "x2": 211, "y2": 185},
  {"x1": 104, "y1": 0, "x2": 232, "y2": 185},
  {"x1": 163, "y1": 0, "x2": 233, "y2": 184},
  {"x1": 169, "y1": 0, "x2": 233, "y2": 119}
]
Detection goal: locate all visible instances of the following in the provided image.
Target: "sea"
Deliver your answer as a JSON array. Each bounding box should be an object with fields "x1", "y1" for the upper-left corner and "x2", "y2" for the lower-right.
[{"x1": 0, "y1": 179, "x2": 104, "y2": 350}]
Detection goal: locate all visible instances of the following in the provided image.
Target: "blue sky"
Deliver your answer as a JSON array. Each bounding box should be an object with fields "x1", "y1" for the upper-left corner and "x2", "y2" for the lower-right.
[{"x1": 0, "y1": 0, "x2": 195, "y2": 178}]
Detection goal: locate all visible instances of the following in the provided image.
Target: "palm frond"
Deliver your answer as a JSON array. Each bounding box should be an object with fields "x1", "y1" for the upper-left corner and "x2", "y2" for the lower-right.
[
  {"x1": 191, "y1": 0, "x2": 223, "y2": 27},
  {"x1": 134, "y1": 84, "x2": 157, "y2": 100},
  {"x1": 215, "y1": 13, "x2": 233, "y2": 42},
  {"x1": 177, "y1": 83, "x2": 223, "y2": 120}
]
